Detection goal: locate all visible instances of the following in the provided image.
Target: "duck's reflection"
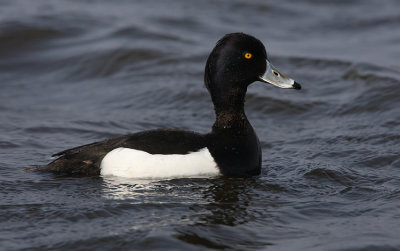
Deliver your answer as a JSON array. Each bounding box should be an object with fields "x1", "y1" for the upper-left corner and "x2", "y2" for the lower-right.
[
  {"x1": 101, "y1": 176, "x2": 258, "y2": 225},
  {"x1": 100, "y1": 176, "x2": 156, "y2": 201},
  {"x1": 101, "y1": 176, "x2": 273, "y2": 248},
  {"x1": 198, "y1": 177, "x2": 254, "y2": 226},
  {"x1": 100, "y1": 175, "x2": 218, "y2": 202},
  {"x1": 174, "y1": 177, "x2": 275, "y2": 249}
]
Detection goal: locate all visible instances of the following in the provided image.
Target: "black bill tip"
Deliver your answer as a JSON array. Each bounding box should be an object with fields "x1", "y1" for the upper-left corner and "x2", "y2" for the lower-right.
[{"x1": 293, "y1": 81, "x2": 302, "y2": 90}]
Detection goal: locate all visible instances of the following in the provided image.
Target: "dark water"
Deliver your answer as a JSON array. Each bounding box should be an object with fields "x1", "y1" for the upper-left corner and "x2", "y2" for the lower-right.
[{"x1": 1, "y1": 0, "x2": 400, "y2": 250}]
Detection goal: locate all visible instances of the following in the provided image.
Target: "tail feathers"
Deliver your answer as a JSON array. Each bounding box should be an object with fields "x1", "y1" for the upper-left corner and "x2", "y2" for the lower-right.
[{"x1": 29, "y1": 157, "x2": 101, "y2": 176}]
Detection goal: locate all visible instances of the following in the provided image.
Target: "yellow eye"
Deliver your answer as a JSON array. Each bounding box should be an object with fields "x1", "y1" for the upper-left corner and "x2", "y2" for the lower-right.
[{"x1": 244, "y1": 52, "x2": 252, "y2": 59}]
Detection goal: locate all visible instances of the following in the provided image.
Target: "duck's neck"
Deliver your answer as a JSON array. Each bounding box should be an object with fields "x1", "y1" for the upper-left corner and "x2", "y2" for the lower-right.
[
  {"x1": 205, "y1": 64, "x2": 251, "y2": 130},
  {"x1": 212, "y1": 88, "x2": 249, "y2": 130},
  {"x1": 213, "y1": 109, "x2": 248, "y2": 130}
]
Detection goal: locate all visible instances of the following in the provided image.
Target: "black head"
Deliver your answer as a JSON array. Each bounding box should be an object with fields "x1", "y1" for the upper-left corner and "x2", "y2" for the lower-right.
[{"x1": 204, "y1": 33, "x2": 300, "y2": 112}]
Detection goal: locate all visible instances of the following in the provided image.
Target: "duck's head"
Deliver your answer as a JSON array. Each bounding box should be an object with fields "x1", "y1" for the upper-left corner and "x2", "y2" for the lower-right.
[{"x1": 205, "y1": 33, "x2": 301, "y2": 111}]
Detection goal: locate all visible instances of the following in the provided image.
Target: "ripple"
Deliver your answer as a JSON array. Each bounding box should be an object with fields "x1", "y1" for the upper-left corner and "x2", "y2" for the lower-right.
[
  {"x1": 303, "y1": 167, "x2": 357, "y2": 186},
  {"x1": 360, "y1": 154, "x2": 399, "y2": 168},
  {"x1": 0, "y1": 140, "x2": 19, "y2": 148},
  {"x1": 0, "y1": 22, "x2": 74, "y2": 57},
  {"x1": 246, "y1": 94, "x2": 311, "y2": 115},
  {"x1": 153, "y1": 16, "x2": 204, "y2": 32},
  {"x1": 342, "y1": 63, "x2": 400, "y2": 83},
  {"x1": 63, "y1": 48, "x2": 165, "y2": 81},
  {"x1": 111, "y1": 26, "x2": 190, "y2": 43}
]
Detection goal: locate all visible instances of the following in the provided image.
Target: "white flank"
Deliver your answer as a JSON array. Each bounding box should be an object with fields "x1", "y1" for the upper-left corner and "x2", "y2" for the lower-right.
[{"x1": 100, "y1": 147, "x2": 220, "y2": 179}]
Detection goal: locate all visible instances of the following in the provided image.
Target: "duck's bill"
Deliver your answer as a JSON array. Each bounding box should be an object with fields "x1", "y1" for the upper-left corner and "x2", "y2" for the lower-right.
[{"x1": 259, "y1": 60, "x2": 301, "y2": 90}]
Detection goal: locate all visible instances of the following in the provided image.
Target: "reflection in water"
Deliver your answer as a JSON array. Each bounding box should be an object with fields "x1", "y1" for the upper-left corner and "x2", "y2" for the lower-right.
[
  {"x1": 101, "y1": 176, "x2": 156, "y2": 200},
  {"x1": 102, "y1": 177, "x2": 255, "y2": 224},
  {"x1": 101, "y1": 176, "x2": 274, "y2": 248},
  {"x1": 100, "y1": 175, "x2": 216, "y2": 201},
  {"x1": 201, "y1": 178, "x2": 252, "y2": 226},
  {"x1": 175, "y1": 178, "x2": 274, "y2": 249}
]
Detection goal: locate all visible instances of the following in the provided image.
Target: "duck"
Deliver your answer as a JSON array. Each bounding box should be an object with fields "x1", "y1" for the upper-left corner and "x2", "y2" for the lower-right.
[{"x1": 36, "y1": 32, "x2": 301, "y2": 179}]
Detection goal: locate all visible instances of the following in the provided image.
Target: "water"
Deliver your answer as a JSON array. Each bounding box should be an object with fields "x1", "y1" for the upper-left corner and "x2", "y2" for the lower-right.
[{"x1": 1, "y1": 0, "x2": 399, "y2": 250}]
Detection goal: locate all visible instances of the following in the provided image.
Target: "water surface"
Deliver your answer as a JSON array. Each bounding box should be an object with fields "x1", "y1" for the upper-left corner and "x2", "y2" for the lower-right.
[{"x1": 1, "y1": 0, "x2": 399, "y2": 250}]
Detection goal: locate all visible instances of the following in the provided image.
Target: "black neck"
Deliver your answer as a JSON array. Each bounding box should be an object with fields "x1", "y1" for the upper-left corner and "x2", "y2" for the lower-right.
[
  {"x1": 213, "y1": 109, "x2": 249, "y2": 130},
  {"x1": 212, "y1": 85, "x2": 250, "y2": 130},
  {"x1": 213, "y1": 85, "x2": 246, "y2": 113}
]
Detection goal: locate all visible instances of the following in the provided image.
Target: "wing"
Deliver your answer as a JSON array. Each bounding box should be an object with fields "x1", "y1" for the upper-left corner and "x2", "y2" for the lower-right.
[{"x1": 33, "y1": 129, "x2": 207, "y2": 176}]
